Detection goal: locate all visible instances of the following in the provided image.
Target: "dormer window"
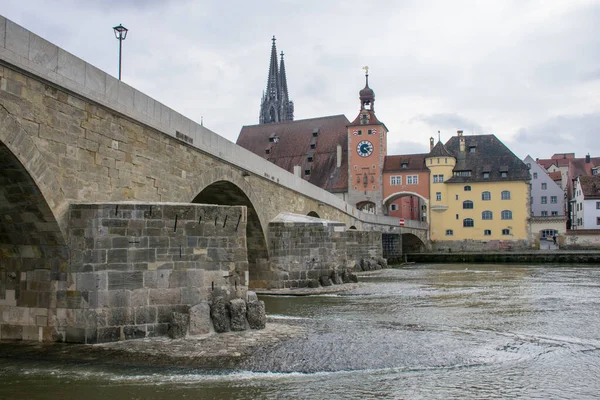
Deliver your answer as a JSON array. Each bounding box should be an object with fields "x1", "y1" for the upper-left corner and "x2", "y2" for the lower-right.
[
  {"x1": 401, "y1": 163, "x2": 408, "y2": 169},
  {"x1": 265, "y1": 148, "x2": 270, "y2": 154},
  {"x1": 304, "y1": 168, "x2": 311, "y2": 176},
  {"x1": 312, "y1": 129, "x2": 319, "y2": 138},
  {"x1": 310, "y1": 138, "x2": 317, "y2": 149},
  {"x1": 360, "y1": 113, "x2": 370, "y2": 125},
  {"x1": 469, "y1": 146, "x2": 476, "y2": 153},
  {"x1": 307, "y1": 151, "x2": 314, "y2": 162}
]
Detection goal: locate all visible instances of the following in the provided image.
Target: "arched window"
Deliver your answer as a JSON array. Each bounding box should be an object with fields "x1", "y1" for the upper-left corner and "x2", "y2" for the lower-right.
[
  {"x1": 445, "y1": 229, "x2": 454, "y2": 236},
  {"x1": 463, "y1": 218, "x2": 474, "y2": 227},
  {"x1": 463, "y1": 200, "x2": 474, "y2": 209},
  {"x1": 502, "y1": 228, "x2": 511, "y2": 235},
  {"x1": 501, "y1": 190, "x2": 511, "y2": 200},
  {"x1": 482, "y1": 191, "x2": 491, "y2": 200},
  {"x1": 464, "y1": 186, "x2": 472, "y2": 191},
  {"x1": 482, "y1": 210, "x2": 493, "y2": 220},
  {"x1": 501, "y1": 210, "x2": 512, "y2": 220}
]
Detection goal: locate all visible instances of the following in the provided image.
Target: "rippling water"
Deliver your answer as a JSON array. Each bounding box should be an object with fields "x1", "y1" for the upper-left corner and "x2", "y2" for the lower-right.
[{"x1": 2, "y1": 264, "x2": 600, "y2": 399}]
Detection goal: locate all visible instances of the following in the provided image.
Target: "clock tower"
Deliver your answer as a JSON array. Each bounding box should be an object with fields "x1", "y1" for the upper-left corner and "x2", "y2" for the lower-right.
[{"x1": 347, "y1": 68, "x2": 388, "y2": 214}]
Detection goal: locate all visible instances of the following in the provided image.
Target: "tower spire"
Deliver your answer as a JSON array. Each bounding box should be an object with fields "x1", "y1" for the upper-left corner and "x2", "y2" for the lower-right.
[{"x1": 259, "y1": 36, "x2": 293, "y2": 124}]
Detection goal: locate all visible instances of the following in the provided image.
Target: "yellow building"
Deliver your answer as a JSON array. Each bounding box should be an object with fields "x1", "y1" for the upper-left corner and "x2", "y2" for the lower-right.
[{"x1": 426, "y1": 131, "x2": 531, "y2": 250}]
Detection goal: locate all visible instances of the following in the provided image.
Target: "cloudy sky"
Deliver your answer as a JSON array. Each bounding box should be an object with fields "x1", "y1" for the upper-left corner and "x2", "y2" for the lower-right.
[{"x1": 3, "y1": 0, "x2": 599, "y2": 159}]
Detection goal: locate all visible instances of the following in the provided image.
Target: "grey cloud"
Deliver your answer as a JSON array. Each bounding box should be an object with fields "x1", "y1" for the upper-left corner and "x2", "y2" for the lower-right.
[
  {"x1": 411, "y1": 113, "x2": 484, "y2": 135},
  {"x1": 510, "y1": 113, "x2": 600, "y2": 158}
]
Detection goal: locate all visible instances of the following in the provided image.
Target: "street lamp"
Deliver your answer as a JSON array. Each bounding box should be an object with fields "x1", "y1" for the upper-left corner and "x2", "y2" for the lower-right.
[
  {"x1": 113, "y1": 24, "x2": 128, "y2": 80},
  {"x1": 272, "y1": 135, "x2": 280, "y2": 164}
]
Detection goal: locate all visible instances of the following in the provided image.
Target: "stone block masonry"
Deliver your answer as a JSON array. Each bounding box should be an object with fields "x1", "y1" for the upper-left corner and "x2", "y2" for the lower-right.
[
  {"x1": 0, "y1": 202, "x2": 249, "y2": 343},
  {"x1": 260, "y1": 215, "x2": 383, "y2": 289}
]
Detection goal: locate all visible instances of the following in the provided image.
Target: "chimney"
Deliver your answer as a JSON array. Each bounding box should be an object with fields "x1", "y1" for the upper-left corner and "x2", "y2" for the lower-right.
[
  {"x1": 336, "y1": 145, "x2": 342, "y2": 168},
  {"x1": 429, "y1": 137, "x2": 434, "y2": 151},
  {"x1": 586, "y1": 153, "x2": 591, "y2": 163},
  {"x1": 457, "y1": 130, "x2": 463, "y2": 136},
  {"x1": 293, "y1": 165, "x2": 301, "y2": 177}
]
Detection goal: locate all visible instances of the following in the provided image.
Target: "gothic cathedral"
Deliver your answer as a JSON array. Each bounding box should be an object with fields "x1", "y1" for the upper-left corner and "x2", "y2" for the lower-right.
[{"x1": 259, "y1": 36, "x2": 294, "y2": 124}]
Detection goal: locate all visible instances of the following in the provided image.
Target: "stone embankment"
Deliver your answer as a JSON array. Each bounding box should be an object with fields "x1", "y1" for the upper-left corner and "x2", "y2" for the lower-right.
[{"x1": 406, "y1": 251, "x2": 600, "y2": 264}]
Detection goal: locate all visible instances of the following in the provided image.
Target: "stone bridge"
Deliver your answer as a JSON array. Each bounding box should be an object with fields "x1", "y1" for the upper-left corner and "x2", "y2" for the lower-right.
[{"x1": 0, "y1": 16, "x2": 428, "y2": 342}]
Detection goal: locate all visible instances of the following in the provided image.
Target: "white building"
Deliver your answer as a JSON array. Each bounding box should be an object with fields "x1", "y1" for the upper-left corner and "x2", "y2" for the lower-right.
[{"x1": 572, "y1": 176, "x2": 600, "y2": 229}]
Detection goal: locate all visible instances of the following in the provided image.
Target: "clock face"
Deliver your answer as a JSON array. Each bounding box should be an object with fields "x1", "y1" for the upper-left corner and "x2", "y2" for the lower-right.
[{"x1": 357, "y1": 140, "x2": 374, "y2": 157}]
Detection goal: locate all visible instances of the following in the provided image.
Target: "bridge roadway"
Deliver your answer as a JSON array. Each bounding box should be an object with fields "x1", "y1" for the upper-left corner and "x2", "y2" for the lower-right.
[{"x1": 0, "y1": 16, "x2": 427, "y2": 342}]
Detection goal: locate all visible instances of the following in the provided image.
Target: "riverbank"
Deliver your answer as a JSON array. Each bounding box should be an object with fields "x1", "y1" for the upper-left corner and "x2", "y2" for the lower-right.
[{"x1": 406, "y1": 250, "x2": 600, "y2": 264}]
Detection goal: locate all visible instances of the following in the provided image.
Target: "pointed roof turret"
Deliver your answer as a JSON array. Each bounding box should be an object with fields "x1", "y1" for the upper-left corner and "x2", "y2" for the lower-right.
[
  {"x1": 428, "y1": 139, "x2": 453, "y2": 158},
  {"x1": 259, "y1": 36, "x2": 294, "y2": 124}
]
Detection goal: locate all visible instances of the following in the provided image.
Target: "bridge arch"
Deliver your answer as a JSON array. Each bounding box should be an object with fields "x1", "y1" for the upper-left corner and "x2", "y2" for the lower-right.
[
  {"x1": 307, "y1": 211, "x2": 320, "y2": 218},
  {"x1": 0, "y1": 137, "x2": 69, "y2": 312},
  {"x1": 190, "y1": 169, "x2": 270, "y2": 289},
  {"x1": 383, "y1": 191, "x2": 429, "y2": 220},
  {"x1": 402, "y1": 233, "x2": 426, "y2": 253}
]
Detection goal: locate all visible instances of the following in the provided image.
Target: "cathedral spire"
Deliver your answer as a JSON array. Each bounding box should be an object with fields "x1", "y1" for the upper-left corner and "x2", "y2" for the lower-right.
[{"x1": 259, "y1": 36, "x2": 294, "y2": 124}]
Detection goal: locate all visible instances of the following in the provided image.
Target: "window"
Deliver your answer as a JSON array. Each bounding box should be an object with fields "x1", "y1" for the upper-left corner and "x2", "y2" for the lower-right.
[
  {"x1": 482, "y1": 210, "x2": 493, "y2": 220},
  {"x1": 304, "y1": 169, "x2": 311, "y2": 176},
  {"x1": 541, "y1": 211, "x2": 548, "y2": 216},
  {"x1": 312, "y1": 129, "x2": 319, "y2": 137},
  {"x1": 501, "y1": 210, "x2": 512, "y2": 220},
  {"x1": 552, "y1": 211, "x2": 558, "y2": 216},
  {"x1": 502, "y1": 229, "x2": 511, "y2": 235},
  {"x1": 401, "y1": 163, "x2": 408, "y2": 169},
  {"x1": 501, "y1": 172, "x2": 507, "y2": 178},
  {"x1": 455, "y1": 194, "x2": 459, "y2": 200},
  {"x1": 541, "y1": 196, "x2": 547, "y2": 204},
  {"x1": 463, "y1": 218, "x2": 474, "y2": 227},
  {"x1": 433, "y1": 174, "x2": 444, "y2": 183},
  {"x1": 483, "y1": 172, "x2": 489, "y2": 179},
  {"x1": 310, "y1": 142, "x2": 316, "y2": 149},
  {"x1": 541, "y1": 183, "x2": 547, "y2": 190},
  {"x1": 463, "y1": 200, "x2": 474, "y2": 209},
  {"x1": 456, "y1": 214, "x2": 459, "y2": 220},
  {"x1": 464, "y1": 186, "x2": 472, "y2": 191},
  {"x1": 433, "y1": 175, "x2": 438, "y2": 183},
  {"x1": 307, "y1": 154, "x2": 313, "y2": 162},
  {"x1": 436, "y1": 192, "x2": 442, "y2": 201},
  {"x1": 469, "y1": 146, "x2": 476, "y2": 153},
  {"x1": 533, "y1": 172, "x2": 538, "y2": 179},
  {"x1": 551, "y1": 196, "x2": 557, "y2": 204},
  {"x1": 390, "y1": 176, "x2": 401, "y2": 185},
  {"x1": 597, "y1": 217, "x2": 600, "y2": 225},
  {"x1": 368, "y1": 129, "x2": 374, "y2": 135},
  {"x1": 357, "y1": 130, "x2": 362, "y2": 135},
  {"x1": 484, "y1": 230, "x2": 492, "y2": 236},
  {"x1": 593, "y1": 169, "x2": 599, "y2": 176},
  {"x1": 265, "y1": 148, "x2": 270, "y2": 154},
  {"x1": 407, "y1": 175, "x2": 418, "y2": 184},
  {"x1": 454, "y1": 171, "x2": 472, "y2": 177},
  {"x1": 501, "y1": 191, "x2": 511, "y2": 200},
  {"x1": 597, "y1": 201, "x2": 600, "y2": 209},
  {"x1": 446, "y1": 229, "x2": 454, "y2": 236},
  {"x1": 482, "y1": 191, "x2": 491, "y2": 200},
  {"x1": 527, "y1": 163, "x2": 531, "y2": 169},
  {"x1": 390, "y1": 204, "x2": 398, "y2": 211}
]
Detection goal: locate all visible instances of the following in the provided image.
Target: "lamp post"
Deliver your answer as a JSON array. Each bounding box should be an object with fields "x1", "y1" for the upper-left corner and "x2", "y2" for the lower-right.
[
  {"x1": 113, "y1": 24, "x2": 128, "y2": 80},
  {"x1": 272, "y1": 135, "x2": 280, "y2": 164}
]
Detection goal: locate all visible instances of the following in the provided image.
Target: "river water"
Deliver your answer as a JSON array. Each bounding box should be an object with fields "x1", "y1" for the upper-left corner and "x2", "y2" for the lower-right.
[{"x1": 2, "y1": 263, "x2": 600, "y2": 399}]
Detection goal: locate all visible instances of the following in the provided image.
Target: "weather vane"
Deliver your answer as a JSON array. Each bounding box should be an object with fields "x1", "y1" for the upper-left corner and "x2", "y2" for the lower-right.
[{"x1": 362, "y1": 66, "x2": 369, "y2": 75}]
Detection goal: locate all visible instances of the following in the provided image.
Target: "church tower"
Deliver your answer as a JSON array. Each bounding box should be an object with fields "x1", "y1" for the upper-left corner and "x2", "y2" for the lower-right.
[
  {"x1": 259, "y1": 36, "x2": 294, "y2": 124},
  {"x1": 347, "y1": 68, "x2": 388, "y2": 214}
]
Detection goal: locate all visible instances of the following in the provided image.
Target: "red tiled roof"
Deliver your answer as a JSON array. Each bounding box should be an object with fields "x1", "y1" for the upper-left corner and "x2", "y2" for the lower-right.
[
  {"x1": 579, "y1": 175, "x2": 600, "y2": 199},
  {"x1": 549, "y1": 171, "x2": 562, "y2": 181},
  {"x1": 236, "y1": 115, "x2": 350, "y2": 192},
  {"x1": 384, "y1": 153, "x2": 428, "y2": 172}
]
